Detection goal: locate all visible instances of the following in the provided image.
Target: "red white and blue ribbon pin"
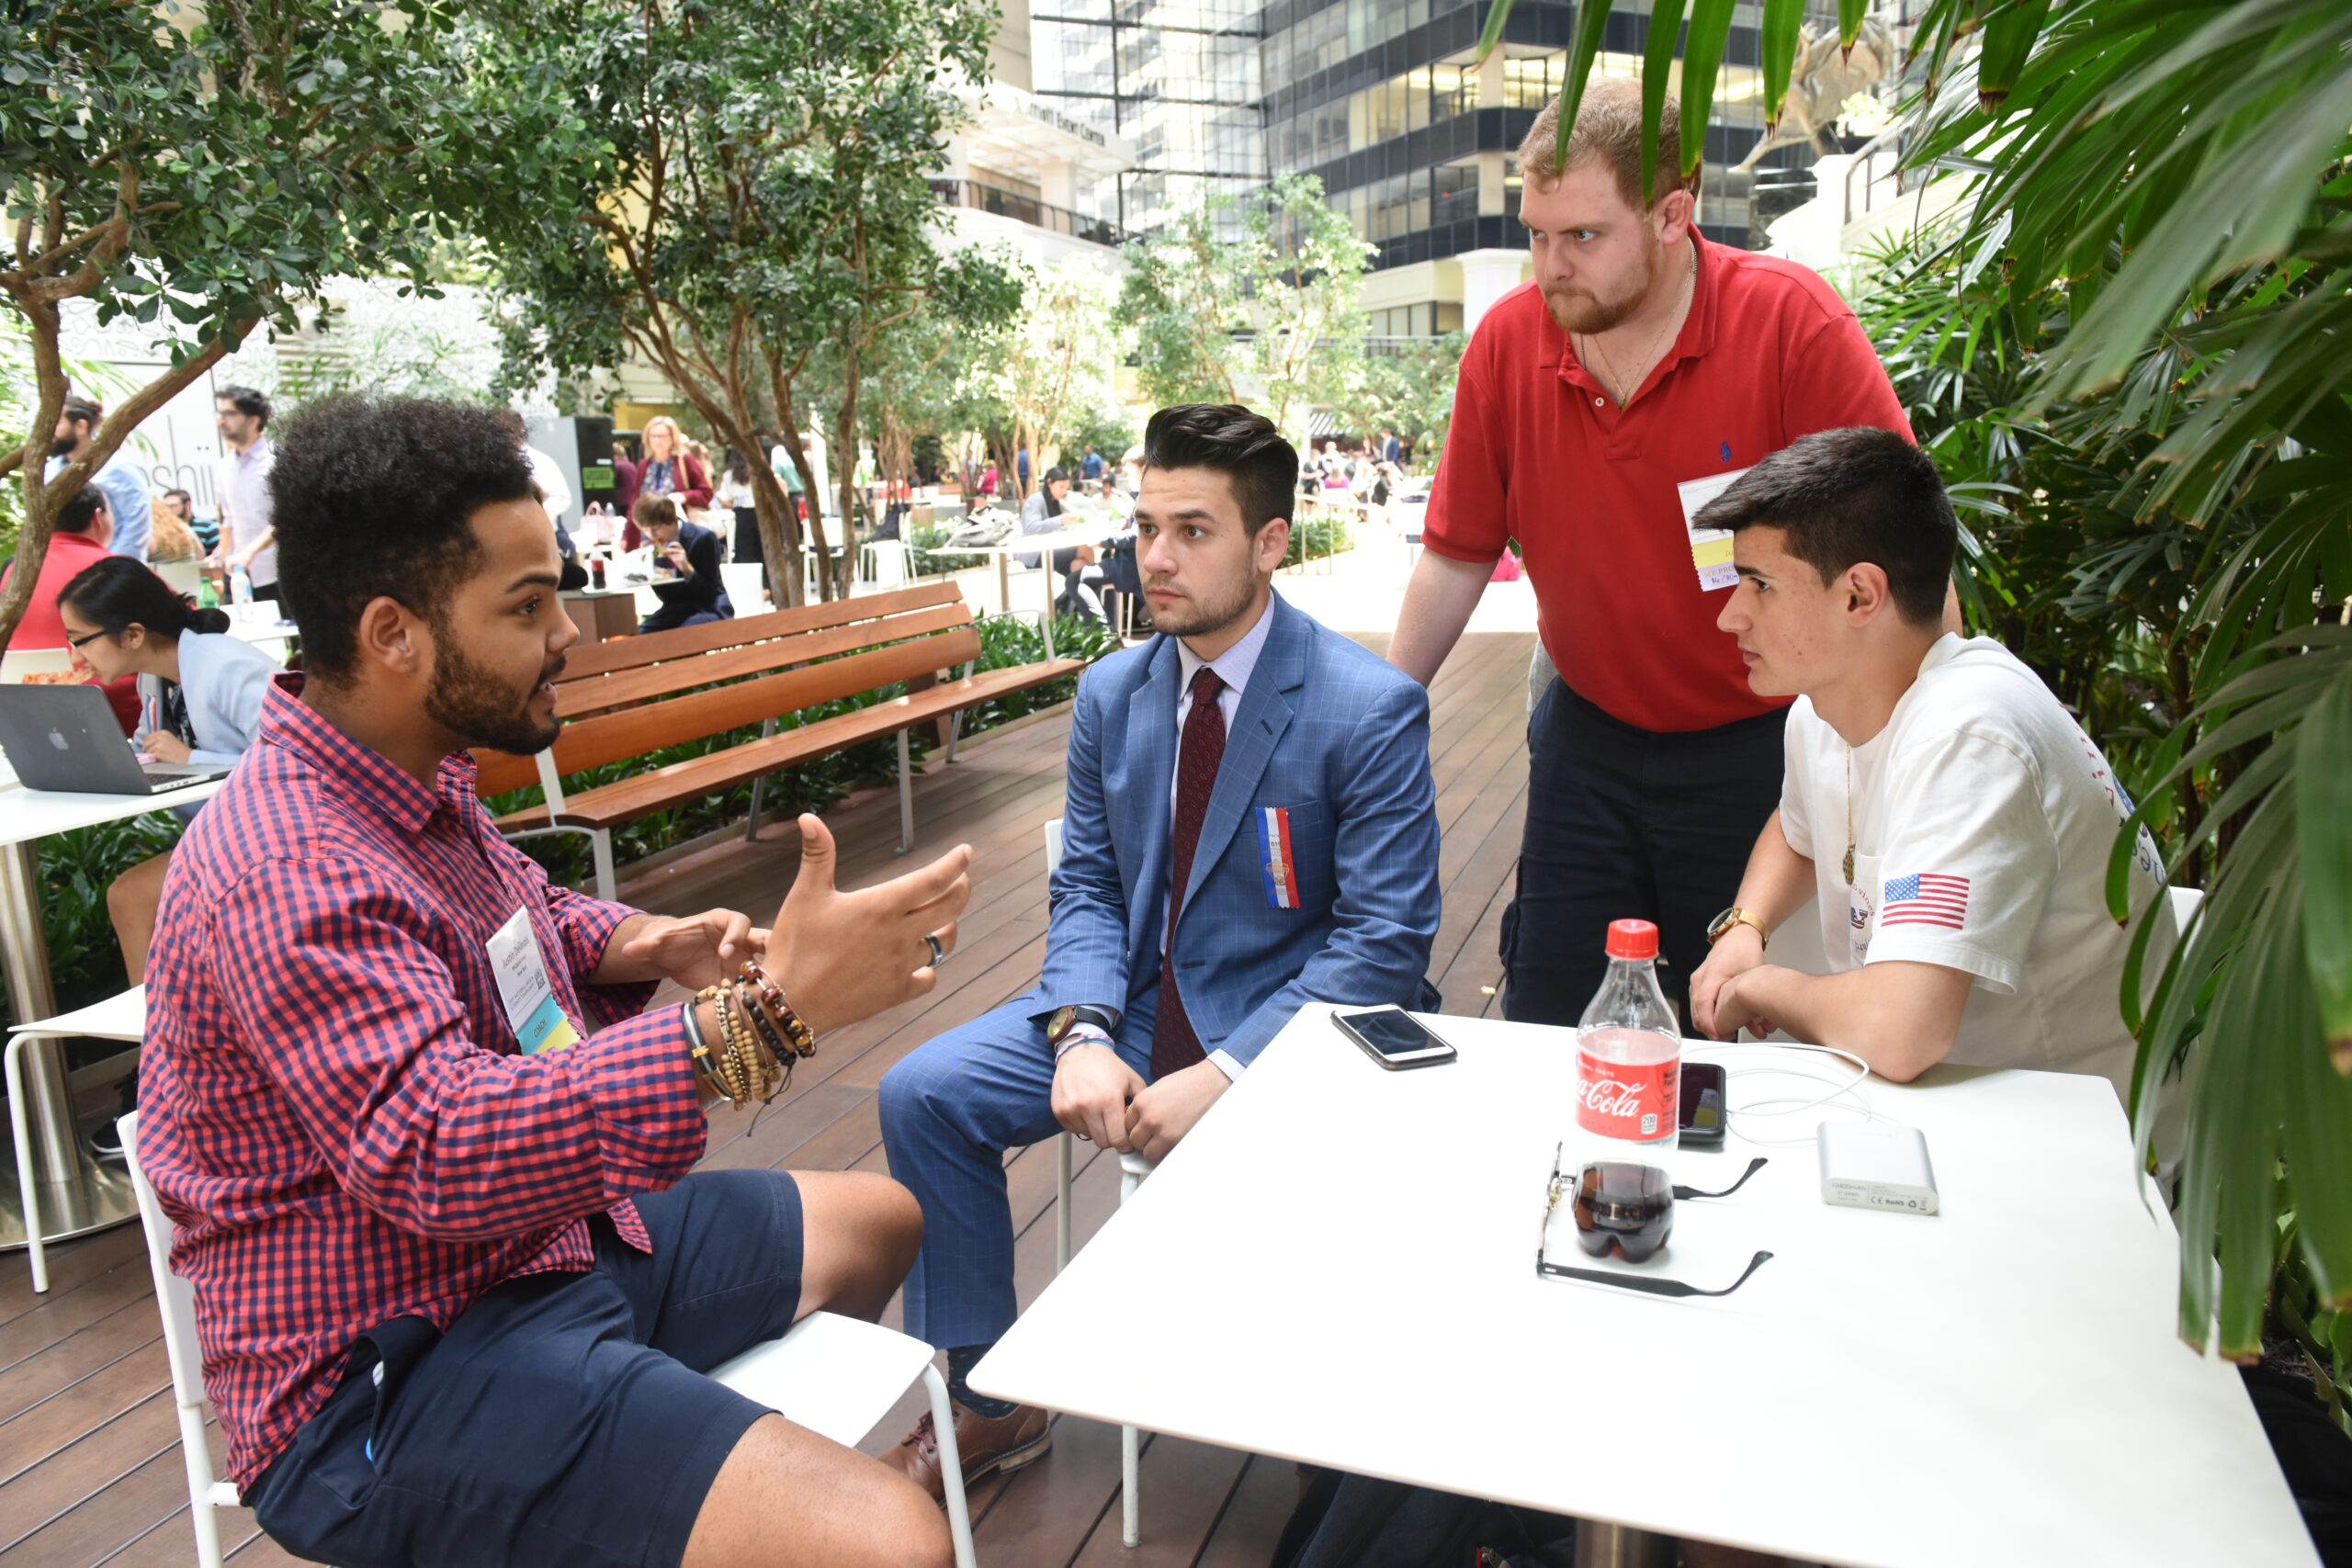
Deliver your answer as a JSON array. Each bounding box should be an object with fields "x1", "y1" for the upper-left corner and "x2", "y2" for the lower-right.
[{"x1": 1259, "y1": 807, "x2": 1299, "y2": 909}]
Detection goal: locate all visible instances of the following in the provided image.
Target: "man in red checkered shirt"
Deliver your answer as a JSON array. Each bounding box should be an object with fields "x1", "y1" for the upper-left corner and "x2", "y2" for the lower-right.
[{"x1": 138, "y1": 395, "x2": 973, "y2": 1568}]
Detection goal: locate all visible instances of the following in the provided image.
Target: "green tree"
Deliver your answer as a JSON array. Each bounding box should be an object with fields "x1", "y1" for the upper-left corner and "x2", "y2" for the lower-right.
[
  {"x1": 1345, "y1": 331, "x2": 1466, "y2": 468},
  {"x1": 805, "y1": 247, "x2": 1021, "y2": 593},
  {"x1": 990, "y1": 257, "x2": 1123, "y2": 499},
  {"x1": 473, "y1": 0, "x2": 995, "y2": 604},
  {"x1": 1122, "y1": 173, "x2": 1372, "y2": 443},
  {"x1": 0, "y1": 0, "x2": 483, "y2": 649},
  {"x1": 1890, "y1": 0, "x2": 2352, "y2": 1372}
]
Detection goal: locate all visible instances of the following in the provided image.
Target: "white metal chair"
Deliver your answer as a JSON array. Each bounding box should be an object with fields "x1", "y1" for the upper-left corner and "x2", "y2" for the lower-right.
[
  {"x1": 119, "y1": 1109, "x2": 243, "y2": 1568},
  {"x1": 719, "y1": 561, "x2": 768, "y2": 616},
  {"x1": 860, "y1": 538, "x2": 910, "y2": 590},
  {"x1": 119, "y1": 1111, "x2": 978, "y2": 1568},
  {"x1": 1041, "y1": 818, "x2": 1153, "y2": 1546},
  {"x1": 6, "y1": 984, "x2": 145, "y2": 1292}
]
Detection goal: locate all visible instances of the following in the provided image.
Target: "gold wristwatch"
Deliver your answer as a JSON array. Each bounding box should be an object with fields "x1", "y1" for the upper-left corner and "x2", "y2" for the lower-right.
[{"x1": 1705, "y1": 907, "x2": 1769, "y2": 945}]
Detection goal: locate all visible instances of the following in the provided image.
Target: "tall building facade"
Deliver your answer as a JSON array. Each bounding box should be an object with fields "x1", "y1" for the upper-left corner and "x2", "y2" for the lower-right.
[
  {"x1": 1027, "y1": 0, "x2": 1849, "y2": 333},
  {"x1": 1027, "y1": 0, "x2": 1269, "y2": 235}
]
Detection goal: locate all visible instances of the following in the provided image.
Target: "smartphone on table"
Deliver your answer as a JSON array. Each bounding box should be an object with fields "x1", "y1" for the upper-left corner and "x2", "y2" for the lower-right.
[
  {"x1": 1679, "y1": 1061, "x2": 1728, "y2": 1146},
  {"x1": 1334, "y1": 1008, "x2": 1458, "y2": 1070}
]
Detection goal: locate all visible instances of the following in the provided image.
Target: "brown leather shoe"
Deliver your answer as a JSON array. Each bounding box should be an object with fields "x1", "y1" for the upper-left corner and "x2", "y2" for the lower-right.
[{"x1": 886, "y1": 1400, "x2": 1051, "y2": 1501}]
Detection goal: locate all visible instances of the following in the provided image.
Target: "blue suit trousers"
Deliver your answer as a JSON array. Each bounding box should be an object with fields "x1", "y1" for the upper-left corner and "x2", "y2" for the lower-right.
[{"x1": 878, "y1": 987, "x2": 1158, "y2": 1351}]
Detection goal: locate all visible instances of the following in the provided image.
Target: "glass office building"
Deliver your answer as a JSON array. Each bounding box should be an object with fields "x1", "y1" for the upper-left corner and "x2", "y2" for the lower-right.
[
  {"x1": 1028, "y1": 0, "x2": 1849, "y2": 336},
  {"x1": 1028, "y1": 0, "x2": 1269, "y2": 234}
]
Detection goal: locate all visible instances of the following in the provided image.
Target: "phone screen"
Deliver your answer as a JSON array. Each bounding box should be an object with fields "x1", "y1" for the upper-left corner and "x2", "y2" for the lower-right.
[
  {"x1": 1679, "y1": 1062, "x2": 1727, "y2": 1134},
  {"x1": 1347, "y1": 1009, "x2": 1446, "y2": 1057}
]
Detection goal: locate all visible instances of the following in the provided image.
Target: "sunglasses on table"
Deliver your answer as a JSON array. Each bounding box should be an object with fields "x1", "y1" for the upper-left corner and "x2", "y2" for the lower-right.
[{"x1": 1534, "y1": 1143, "x2": 1773, "y2": 1298}]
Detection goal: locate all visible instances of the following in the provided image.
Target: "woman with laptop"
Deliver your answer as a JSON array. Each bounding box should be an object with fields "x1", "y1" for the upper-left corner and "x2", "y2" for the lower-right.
[{"x1": 57, "y1": 558, "x2": 278, "y2": 981}]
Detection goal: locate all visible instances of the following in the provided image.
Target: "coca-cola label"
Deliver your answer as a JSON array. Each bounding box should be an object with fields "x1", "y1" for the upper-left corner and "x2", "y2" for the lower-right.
[{"x1": 1577, "y1": 1048, "x2": 1678, "y2": 1141}]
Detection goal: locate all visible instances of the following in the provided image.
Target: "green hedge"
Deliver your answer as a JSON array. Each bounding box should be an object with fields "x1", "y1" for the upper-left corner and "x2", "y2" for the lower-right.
[{"x1": 12, "y1": 613, "x2": 1118, "y2": 1028}]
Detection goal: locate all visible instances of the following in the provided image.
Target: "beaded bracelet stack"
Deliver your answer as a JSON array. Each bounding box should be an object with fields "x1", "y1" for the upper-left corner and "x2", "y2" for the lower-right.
[{"x1": 685, "y1": 963, "x2": 818, "y2": 1108}]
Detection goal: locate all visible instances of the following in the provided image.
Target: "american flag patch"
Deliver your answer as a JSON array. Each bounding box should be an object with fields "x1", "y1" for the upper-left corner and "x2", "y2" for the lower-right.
[
  {"x1": 1882, "y1": 873, "x2": 1968, "y2": 931},
  {"x1": 1259, "y1": 807, "x2": 1300, "y2": 909}
]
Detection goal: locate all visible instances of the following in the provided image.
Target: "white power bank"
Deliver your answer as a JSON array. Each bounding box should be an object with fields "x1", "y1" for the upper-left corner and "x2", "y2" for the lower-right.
[{"x1": 1818, "y1": 1119, "x2": 1939, "y2": 1214}]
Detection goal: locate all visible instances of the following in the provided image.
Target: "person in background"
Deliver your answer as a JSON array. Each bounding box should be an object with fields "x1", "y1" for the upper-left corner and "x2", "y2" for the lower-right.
[
  {"x1": 637, "y1": 415, "x2": 713, "y2": 515},
  {"x1": 147, "y1": 491, "x2": 203, "y2": 564},
  {"x1": 47, "y1": 392, "x2": 154, "y2": 562},
  {"x1": 610, "y1": 440, "x2": 642, "y2": 523},
  {"x1": 978, "y1": 461, "x2": 1000, "y2": 502},
  {"x1": 1080, "y1": 444, "x2": 1105, "y2": 485},
  {"x1": 716, "y1": 448, "x2": 762, "y2": 566},
  {"x1": 633, "y1": 493, "x2": 732, "y2": 633},
  {"x1": 1, "y1": 485, "x2": 141, "y2": 731},
  {"x1": 59, "y1": 554, "x2": 277, "y2": 982},
  {"x1": 1381, "y1": 428, "x2": 1402, "y2": 466},
  {"x1": 1014, "y1": 445, "x2": 1031, "y2": 494},
  {"x1": 1687, "y1": 428, "x2": 2176, "y2": 1115},
  {"x1": 208, "y1": 386, "x2": 280, "y2": 604},
  {"x1": 1018, "y1": 466, "x2": 1093, "y2": 577},
  {"x1": 56, "y1": 557, "x2": 280, "y2": 1156},
  {"x1": 1387, "y1": 80, "x2": 1917, "y2": 1026}
]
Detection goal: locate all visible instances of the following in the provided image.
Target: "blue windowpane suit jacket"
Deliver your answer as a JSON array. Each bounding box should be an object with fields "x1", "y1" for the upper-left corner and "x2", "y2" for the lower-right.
[{"x1": 1033, "y1": 592, "x2": 1442, "y2": 1066}]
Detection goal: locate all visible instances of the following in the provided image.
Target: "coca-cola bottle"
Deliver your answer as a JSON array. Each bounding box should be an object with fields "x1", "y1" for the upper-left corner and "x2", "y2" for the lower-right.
[{"x1": 1575, "y1": 919, "x2": 1680, "y2": 1146}]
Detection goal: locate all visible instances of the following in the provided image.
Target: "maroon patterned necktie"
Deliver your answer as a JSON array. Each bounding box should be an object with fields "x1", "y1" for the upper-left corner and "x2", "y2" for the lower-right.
[{"x1": 1152, "y1": 665, "x2": 1226, "y2": 1078}]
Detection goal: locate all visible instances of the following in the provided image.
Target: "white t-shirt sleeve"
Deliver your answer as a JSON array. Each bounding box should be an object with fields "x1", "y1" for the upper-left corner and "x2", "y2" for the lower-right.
[
  {"x1": 1779, "y1": 705, "x2": 1815, "y2": 860},
  {"x1": 1866, "y1": 727, "x2": 2056, "y2": 993}
]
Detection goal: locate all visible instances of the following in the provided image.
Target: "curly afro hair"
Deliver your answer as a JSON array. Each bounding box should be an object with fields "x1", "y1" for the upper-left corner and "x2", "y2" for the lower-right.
[{"x1": 267, "y1": 395, "x2": 537, "y2": 682}]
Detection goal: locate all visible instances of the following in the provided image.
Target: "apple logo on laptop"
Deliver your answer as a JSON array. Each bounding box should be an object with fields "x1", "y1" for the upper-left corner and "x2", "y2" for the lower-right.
[{"x1": 47, "y1": 728, "x2": 69, "y2": 751}]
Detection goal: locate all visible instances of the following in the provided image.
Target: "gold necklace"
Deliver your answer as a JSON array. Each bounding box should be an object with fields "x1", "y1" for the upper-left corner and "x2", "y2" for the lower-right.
[
  {"x1": 1579, "y1": 246, "x2": 1696, "y2": 408},
  {"x1": 1843, "y1": 746, "x2": 1857, "y2": 887}
]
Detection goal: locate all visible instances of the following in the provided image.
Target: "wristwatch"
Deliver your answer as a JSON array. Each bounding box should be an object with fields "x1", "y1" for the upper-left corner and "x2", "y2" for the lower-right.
[
  {"x1": 1046, "y1": 1005, "x2": 1120, "y2": 1052},
  {"x1": 1705, "y1": 907, "x2": 1770, "y2": 946}
]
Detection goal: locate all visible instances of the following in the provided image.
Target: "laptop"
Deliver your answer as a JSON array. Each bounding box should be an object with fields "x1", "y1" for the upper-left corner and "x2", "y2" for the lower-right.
[{"x1": 0, "y1": 684, "x2": 231, "y2": 795}]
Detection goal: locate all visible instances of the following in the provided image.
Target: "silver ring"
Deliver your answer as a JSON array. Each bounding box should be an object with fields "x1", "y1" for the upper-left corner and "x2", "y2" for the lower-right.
[{"x1": 925, "y1": 933, "x2": 945, "y2": 968}]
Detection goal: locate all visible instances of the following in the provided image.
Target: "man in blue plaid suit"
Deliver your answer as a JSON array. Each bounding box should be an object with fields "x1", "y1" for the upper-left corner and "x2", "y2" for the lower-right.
[{"x1": 878, "y1": 405, "x2": 1442, "y2": 1497}]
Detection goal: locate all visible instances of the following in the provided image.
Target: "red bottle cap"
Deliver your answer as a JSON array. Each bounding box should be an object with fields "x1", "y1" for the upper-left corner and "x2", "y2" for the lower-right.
[{"x1": 1605, "y1": 919, "x2": 1658, "y2": 960}]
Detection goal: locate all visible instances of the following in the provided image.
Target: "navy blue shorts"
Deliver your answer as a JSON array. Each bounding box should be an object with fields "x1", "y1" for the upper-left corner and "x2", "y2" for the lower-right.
[{"x1": 248, "y1": 1169, "x2": 805, "y2": 1568}]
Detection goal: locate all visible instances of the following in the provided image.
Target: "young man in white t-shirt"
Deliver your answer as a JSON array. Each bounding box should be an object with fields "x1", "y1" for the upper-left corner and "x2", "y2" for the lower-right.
[{"x1": 1685, "y1": 427, "x2": 2173, "y2": 1111}]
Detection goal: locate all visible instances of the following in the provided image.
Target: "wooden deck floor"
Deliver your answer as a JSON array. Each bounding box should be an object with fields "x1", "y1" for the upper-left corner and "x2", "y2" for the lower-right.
[{"x1": 0, "y1": 627, "x2": 1534, "y2": 1568}]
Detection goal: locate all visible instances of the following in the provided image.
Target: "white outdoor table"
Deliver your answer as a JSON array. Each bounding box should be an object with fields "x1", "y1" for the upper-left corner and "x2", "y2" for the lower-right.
[
  {"x1": 973, "y1": 1004, "x2": 2314, "y2": 1567},
  {"x1": 948, "y1": 518, "x2": 1129, "y2": 658},
  {"x1": 0, "y1": 768, "x2": 224, "y2": 1253}
]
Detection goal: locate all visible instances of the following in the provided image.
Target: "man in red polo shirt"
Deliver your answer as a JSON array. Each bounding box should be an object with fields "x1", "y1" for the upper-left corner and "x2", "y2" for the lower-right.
[{"x1": 1389, "y1": 80, "x2": 1913, "y2": 1023}]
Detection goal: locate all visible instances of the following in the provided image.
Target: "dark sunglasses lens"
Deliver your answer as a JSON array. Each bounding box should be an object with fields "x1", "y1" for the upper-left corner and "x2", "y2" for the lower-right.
[
  {"x1": 1615, "y1": 1232, "x2": 1664, "y2": 1263},
  {"x1": 1576, "y1": 1226, "x2": 1616, "y2": 1258}
]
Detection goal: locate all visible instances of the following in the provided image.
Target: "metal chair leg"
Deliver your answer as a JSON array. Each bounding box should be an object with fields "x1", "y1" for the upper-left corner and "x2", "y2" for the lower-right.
[
  {"x1": 5, "y1": 1032, "x2": 48, "y2": 1292},
  {"x1": 591, "y1": 829, "x2": 616, "y2": 903},
  {"x1": 1056, "y1": 1131, "x2": 1072, "y2": 1274},
  {"x1": 923, "y1": 1364, "x2": 978, "y2": 1568},
  {"x1": 896, "y1": 729, "x2": 914, "y2": 853},
  {"x1": 745, "y1": 716, "x2": 779, "y2": 840}
]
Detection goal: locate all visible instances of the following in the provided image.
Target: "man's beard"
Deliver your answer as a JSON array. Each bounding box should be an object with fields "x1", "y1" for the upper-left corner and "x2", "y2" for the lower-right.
[
  {"x1": 49, "y1": 434, "x2": 75, "y2": 459},
  {"x1": 424, "y1": 617, "x2": 564, "y2": 754},
  {"x1": 1148, "y1": 567, "x2": 1260, "y2": 640},
  {"x1": 1542, "y1": 238, "x2": 1662, "y2": 335}
]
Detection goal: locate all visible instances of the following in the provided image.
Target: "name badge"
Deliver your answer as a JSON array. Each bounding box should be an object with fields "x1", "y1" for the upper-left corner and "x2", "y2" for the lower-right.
[
  {"x1": 486, "y1": 907, "x2": 582, "y2": 1055},
  {"x1": 1676, "y1": 468, "x2": 1751, "y2": 592},
  {"x1": 1259, "y1": 807, "x2": 1300, "y2": 909}
]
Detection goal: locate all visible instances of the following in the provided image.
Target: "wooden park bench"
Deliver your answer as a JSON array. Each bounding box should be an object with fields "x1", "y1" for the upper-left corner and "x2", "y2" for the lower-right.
[{"x1": 472, "y1": 582, "x2": 1088, "y2": 898}]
